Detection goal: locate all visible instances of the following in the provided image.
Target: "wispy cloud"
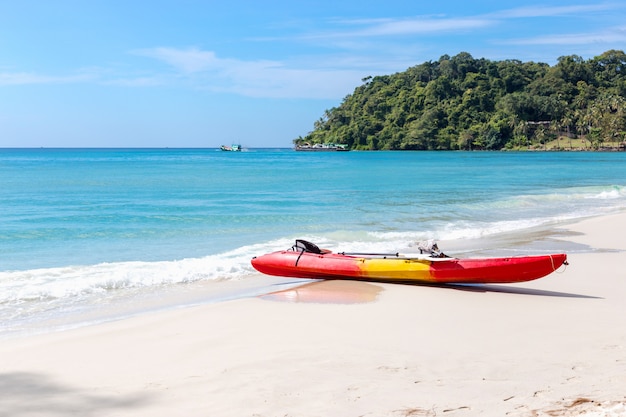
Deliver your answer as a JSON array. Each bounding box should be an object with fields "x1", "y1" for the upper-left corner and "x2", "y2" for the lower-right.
[
  {"x1": 133, "y1": 47, "x2": 222, "y2": 74},
  {"x1": 104, "y1": 76, "x2": 164, "y2": 87},
  {"x1": 502, "y1": 25, "x2": 626, "y2": 45},
  {"x1": 282, "y1": 3, "x2": 619, "y2": 43},
  {"x1": 0, "y1": 47, "x2": 367, "y2": 99},
  {"x1": 0, "y1": 71, "x2": 93, "y2": 85},
  {"x1": 310, "y1": 16, "x2": 493, "y2": 39},
  {"x1": 134, "y1": 47, "x2": 364, "y2": 99},
  {"x1": 489, "y1": 3, "x2": 616, "y2": 19}
]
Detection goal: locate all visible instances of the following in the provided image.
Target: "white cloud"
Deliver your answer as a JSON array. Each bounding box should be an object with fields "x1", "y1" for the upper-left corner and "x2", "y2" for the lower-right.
[
  {"x1": 224, "y1": 67, "x2": 363, "y2": 99},
  {"x1": 288, "y1": 3, "x2": 622, "y2": 46},
  {"x1": 0, "y1": 47, "x2": 366, "y2": 99},
  {"x1": 133, "y1": 47, "x2": 222, "y2": 73},
  {"x1": 135, "y1": 46, "x2": 364, "y2": 99},
  {"x1": 0, "y1": 72, "x2": 92, "y2": 85},
  {"x1": 502, "y1": 26, "x2": 626, "y2": 46},
  {"x1": 321, "y1": 16, "x2": 492, "y2": 38},
  {"x1": 104, "y1": 76, "x2": 164, "y2": 87},
  {"x1": 490, "y1": 3, "x2": 616, "y2": 19}
]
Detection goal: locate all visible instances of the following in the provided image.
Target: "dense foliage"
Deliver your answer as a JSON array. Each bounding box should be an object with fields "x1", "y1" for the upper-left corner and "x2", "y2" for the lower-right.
[{"x1": 295, "y1": 50, "x2": 626, "y2": 150}]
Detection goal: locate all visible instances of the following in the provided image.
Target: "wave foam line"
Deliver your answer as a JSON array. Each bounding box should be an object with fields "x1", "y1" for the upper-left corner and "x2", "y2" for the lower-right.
[{"x1": 0, "y1": 245, "x2": 280, "y2": 305}]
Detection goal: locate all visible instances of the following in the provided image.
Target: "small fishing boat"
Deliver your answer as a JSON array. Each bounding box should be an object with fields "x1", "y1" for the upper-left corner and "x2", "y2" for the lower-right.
[
  {"x1": 251, "y1": 240, "x2": 568, "y2": 284},
  {"x1": 220, "y1": 144, "x2": 242, "y2": 151}
]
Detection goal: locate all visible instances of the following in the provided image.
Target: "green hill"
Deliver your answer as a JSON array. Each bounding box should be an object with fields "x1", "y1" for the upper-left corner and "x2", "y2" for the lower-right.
[{"x1": 295, "y1": 50, "x2": 626, "y2": 150}]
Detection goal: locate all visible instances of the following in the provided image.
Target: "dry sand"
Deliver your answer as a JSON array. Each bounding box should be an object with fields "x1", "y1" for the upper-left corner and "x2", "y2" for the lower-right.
[{"x1": 1, "y1": 213, "x2": 625, "y2": 416}]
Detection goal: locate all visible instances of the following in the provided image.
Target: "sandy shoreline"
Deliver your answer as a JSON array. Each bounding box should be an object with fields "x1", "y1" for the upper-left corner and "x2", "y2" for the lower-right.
[{"x1": 1, "y1": 213, "x2": 625, "y2": 416}]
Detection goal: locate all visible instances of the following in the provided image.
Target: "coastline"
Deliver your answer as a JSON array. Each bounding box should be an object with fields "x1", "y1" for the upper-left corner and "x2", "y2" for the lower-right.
[{"x1": 1, "y1": 213, "x2": 625, "y2": 416}]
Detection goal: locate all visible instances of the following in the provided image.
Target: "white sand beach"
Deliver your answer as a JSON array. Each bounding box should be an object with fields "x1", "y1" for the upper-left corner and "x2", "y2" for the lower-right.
[{"x1": 1, "y1": 213, "x2": 625, "y2": 417}]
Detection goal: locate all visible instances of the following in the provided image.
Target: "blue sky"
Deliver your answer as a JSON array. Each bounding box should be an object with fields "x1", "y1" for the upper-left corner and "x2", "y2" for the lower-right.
[{"x1": 1, "y1": 1, "x2": 625, "y2": 148}]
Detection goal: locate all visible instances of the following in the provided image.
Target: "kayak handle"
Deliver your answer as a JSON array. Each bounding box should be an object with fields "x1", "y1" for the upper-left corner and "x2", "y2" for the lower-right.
[{"x1": 339, "y1": 252, "x2": 400, "y2": 257}]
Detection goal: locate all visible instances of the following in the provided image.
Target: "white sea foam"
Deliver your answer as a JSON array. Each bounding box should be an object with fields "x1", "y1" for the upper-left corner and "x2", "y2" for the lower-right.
[{"x1": 586, "y1": 186, "x2": 624, "y2": 200}]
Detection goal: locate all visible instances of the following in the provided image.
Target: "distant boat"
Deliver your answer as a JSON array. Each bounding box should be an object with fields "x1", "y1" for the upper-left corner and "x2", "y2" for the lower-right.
[
  {"x1": 295, "y1": 143, "x2": 349, "y2": 152},
  {"x1": 220, "y1": 144, "x2": 242, "y2": 152}
]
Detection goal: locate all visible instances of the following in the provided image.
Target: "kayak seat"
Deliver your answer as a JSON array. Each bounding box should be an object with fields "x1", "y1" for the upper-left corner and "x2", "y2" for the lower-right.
[{"x1": 293, "y1": 239, "x2": 323, "y2": 254}]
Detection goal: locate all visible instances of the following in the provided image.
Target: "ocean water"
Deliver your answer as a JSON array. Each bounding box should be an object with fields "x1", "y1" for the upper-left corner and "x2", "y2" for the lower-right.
[{"x1": 1, "y1": 148, "x2": 625, "y2": 336}]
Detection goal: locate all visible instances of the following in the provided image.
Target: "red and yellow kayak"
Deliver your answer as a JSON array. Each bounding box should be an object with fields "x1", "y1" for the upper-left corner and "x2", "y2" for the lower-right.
[{"x1": 251, "y1": 240, "x2": 568, "y2": 284}]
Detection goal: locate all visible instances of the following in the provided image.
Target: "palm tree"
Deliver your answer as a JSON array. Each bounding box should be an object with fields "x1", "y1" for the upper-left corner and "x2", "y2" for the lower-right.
[
  {"x1": 560, "y1": 113, "x2": 574, "y2": 149},
  {"x1": 574, "y1": 109, "x2": 589, "y2": 150},
  {"x1": 550, "y1": 120, "x2": 561, "y2": 150}
]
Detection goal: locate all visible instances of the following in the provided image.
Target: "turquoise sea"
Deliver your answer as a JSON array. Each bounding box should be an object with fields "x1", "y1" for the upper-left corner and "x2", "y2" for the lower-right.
[{"x1": 1, "y1": 148, "x2": 625, "y2": 336}]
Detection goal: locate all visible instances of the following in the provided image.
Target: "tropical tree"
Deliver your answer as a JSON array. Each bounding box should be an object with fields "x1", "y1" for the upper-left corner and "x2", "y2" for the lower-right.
[{"x1": 296, "y1": 50, "x2": 626, "y2": 150}]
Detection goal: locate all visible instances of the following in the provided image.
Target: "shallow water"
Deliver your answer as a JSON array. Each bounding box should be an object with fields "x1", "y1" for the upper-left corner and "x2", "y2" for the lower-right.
[{"x1": 1, "y1": 148, "x2": 625, "y2": 336}]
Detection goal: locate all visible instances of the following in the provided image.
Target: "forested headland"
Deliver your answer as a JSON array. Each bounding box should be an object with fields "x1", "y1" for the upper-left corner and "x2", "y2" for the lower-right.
[{"x1": 294, "y1": 50, "x2": 626, "y2": 150}]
